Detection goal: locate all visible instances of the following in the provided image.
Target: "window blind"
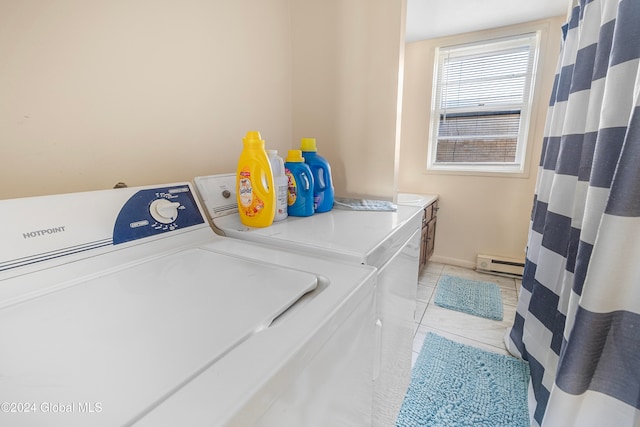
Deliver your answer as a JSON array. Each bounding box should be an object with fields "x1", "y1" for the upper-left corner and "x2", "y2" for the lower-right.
[{"x1": 430, "y1": 34, "x2": 538, "y2": 168}]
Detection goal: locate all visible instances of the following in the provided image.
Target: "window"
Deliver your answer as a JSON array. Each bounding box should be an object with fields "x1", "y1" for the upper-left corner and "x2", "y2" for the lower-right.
[{"x1": 428, "y1": 33, "x2": 540, "y2": 173}]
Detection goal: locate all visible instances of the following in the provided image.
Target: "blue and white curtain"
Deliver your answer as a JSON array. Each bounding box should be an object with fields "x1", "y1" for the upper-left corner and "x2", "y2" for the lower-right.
[{"x1": 506, "y1": 0, "x2": 640, "y2": 426}]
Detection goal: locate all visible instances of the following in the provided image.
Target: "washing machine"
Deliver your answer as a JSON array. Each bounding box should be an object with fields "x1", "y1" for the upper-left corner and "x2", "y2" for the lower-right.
[
  {"x1": 194, "y1": 174, "x2": 423, "y2": 426},
  {"x1": 0, "y1": 182, "x2": 377, "y2": 427}
]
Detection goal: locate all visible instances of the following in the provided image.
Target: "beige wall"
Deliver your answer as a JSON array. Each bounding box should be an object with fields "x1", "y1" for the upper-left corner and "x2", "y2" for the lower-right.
[
  {"x1": 398, "y1": 16, "x2": 565, "y2": 268},
  {"x1": 1, "y1": 0, "x2": 293, "y2": 199},
  {"x1": 291, "y1": 0, "x2": 406, "y2": 199},
  {"x1": 1, "y1": 1, "x2": 406, "y2": 202}
]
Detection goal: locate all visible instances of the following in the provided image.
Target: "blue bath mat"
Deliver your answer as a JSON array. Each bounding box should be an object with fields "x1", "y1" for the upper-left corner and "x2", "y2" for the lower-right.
[
  {"x1": 434, "y1": 275, "x2": 503, "y2": 320},
  {"x1": 397, "y1": 333, "x2": 530, "y2": 427}
]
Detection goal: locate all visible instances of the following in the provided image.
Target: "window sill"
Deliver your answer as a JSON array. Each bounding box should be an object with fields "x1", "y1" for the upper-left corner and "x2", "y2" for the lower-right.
[{"x1": 425, "y1": 164, "x2": 531, "y2": 179}]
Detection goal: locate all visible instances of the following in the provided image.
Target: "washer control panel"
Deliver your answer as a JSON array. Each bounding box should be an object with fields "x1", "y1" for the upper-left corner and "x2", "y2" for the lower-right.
[
  {"x1": 193, "y1": 174, "x2": 239, "y2": 219},
  {"x1": 113, "y1": 185, "x2": 204, "y2": 245},
  {"x1": 0, "y1": 183, "x2": 206, "y2": 274}
]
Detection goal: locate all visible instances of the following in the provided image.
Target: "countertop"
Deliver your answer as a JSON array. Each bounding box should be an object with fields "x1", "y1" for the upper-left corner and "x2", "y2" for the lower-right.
[{"x1": 396, "y1": 193, "x2": 438, "y2": 208}]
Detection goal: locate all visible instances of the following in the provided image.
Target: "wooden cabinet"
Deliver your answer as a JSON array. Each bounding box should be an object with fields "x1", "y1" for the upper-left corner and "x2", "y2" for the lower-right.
[{"x1": 419, "y1": 200, "x2": 438, "y2": 271}]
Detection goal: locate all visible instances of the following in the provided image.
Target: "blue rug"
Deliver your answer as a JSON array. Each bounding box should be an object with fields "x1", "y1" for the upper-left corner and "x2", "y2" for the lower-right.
[
  {"x1": 397, "y1": 333, "x2": 530, "y2": 427},
  {"x1": 434, "y1": 275, "x2": 503, "y2": 320}
]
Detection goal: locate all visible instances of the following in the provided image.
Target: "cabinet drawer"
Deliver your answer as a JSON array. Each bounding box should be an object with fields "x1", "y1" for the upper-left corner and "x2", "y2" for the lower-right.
[
  {"x1": 424, "y1": 204, "x2": 432, "y2": 222},
  {"x1": 423, "y1": 201, "x2": 438, "y2": 222}
]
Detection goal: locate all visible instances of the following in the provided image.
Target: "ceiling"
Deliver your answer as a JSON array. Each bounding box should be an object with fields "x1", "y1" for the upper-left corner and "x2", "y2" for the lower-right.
[{"x1": 405, "y1": 0, "x2": 571, "y2": 42}]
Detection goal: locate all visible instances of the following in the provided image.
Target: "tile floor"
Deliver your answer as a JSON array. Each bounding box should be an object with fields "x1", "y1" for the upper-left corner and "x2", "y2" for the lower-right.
[{"x1": 412, "y1": 262, "x2": 522, "y2": 366}]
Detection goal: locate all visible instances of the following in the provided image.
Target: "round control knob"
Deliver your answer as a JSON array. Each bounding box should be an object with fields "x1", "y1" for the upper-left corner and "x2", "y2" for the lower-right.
[
  {"x1": 222, "y1": 190, "x2": 231, "y2": 199},
  {"x1": 150, "y1": 199, "x2": 181, "y2": 224}
]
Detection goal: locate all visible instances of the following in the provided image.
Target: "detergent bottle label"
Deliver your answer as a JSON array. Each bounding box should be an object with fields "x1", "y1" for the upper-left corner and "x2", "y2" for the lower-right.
[
  {"x1": 285, "y1": 168, "x2": 297, "y2": 206},
  {"x1": 238, "y1": 169, "x2": 264, "y2": 217}
]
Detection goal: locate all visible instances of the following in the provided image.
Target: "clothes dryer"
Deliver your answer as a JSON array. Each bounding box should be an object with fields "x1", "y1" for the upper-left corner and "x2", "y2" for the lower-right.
[{"x1": 195, "y1": 174, "x2": 423, "y2": 426}]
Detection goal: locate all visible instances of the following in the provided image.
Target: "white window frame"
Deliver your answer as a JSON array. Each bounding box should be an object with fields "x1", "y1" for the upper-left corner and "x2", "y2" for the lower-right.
[{"x1": 427, "y1": 32, "x2": 541, "y2": 174}]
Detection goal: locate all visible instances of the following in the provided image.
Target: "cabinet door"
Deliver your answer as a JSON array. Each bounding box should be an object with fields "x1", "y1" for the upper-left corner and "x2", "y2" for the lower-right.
[
  {"x1": 419, "y1": 221, "x2": 429, "y2": 270},
  {"x1": 418, "y1": 200, "x2": 438, "y2": 269},
  {"x1": 425, "y1": 216, "x2": 436, "y2": 261}
]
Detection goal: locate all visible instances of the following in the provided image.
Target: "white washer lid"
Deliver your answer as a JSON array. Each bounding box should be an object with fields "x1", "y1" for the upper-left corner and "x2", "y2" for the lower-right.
[{"x1": 0, "y1": 248, "x2": 316, "y2": 426}]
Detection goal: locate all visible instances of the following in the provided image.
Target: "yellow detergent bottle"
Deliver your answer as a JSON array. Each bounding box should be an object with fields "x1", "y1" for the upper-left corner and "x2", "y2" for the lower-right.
[{"x1": 236, "y1": 131, "x2": 276, "y2": 227}]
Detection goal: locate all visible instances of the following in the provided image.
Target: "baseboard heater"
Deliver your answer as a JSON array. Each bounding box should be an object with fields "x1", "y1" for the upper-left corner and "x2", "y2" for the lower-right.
[{"x1": 476, "y1": 254, "x2": 525, "y2": 278}]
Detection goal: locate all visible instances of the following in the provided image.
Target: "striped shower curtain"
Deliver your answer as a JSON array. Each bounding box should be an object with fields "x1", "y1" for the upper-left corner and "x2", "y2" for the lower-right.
[{"x1": 505, "y1": 0, "x2": 640, "y2": 426}]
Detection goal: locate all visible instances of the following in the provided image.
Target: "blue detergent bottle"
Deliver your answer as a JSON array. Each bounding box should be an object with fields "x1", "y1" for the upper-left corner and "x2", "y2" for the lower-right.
[
  {"x1": 300, "y1": 138, "x2": 334, "y2": 213},
  {"x1": 284, "y1": 150, "x2": 315, "y2": 217}
]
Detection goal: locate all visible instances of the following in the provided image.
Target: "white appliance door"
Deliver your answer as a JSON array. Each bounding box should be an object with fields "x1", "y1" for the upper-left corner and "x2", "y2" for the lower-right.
[{"x1": 373, "y1": 227, "x2": 421, "y2": 427}]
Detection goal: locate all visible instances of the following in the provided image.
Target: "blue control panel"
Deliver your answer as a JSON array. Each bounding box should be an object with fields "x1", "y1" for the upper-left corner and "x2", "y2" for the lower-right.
[{"x1": 113, "y1": 185, "x2": 204, "y2": 245}]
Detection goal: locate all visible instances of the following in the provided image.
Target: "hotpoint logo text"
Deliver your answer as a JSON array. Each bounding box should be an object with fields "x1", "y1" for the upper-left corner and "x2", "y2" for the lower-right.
[{"x1": 23, "y1": 226, "x2": 66, "y2": 239}]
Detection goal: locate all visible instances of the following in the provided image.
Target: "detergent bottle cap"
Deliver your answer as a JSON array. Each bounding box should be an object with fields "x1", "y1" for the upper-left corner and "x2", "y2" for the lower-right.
[
  {"x1": 286, "y1": 149, "x2": 305, "y2": 163},
  {"x1": 243, "y1": 131, "x2": 265, "y2": 148},
  {"x1": 300, "y1": 138, "x2": 317, "y2": 152}
]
